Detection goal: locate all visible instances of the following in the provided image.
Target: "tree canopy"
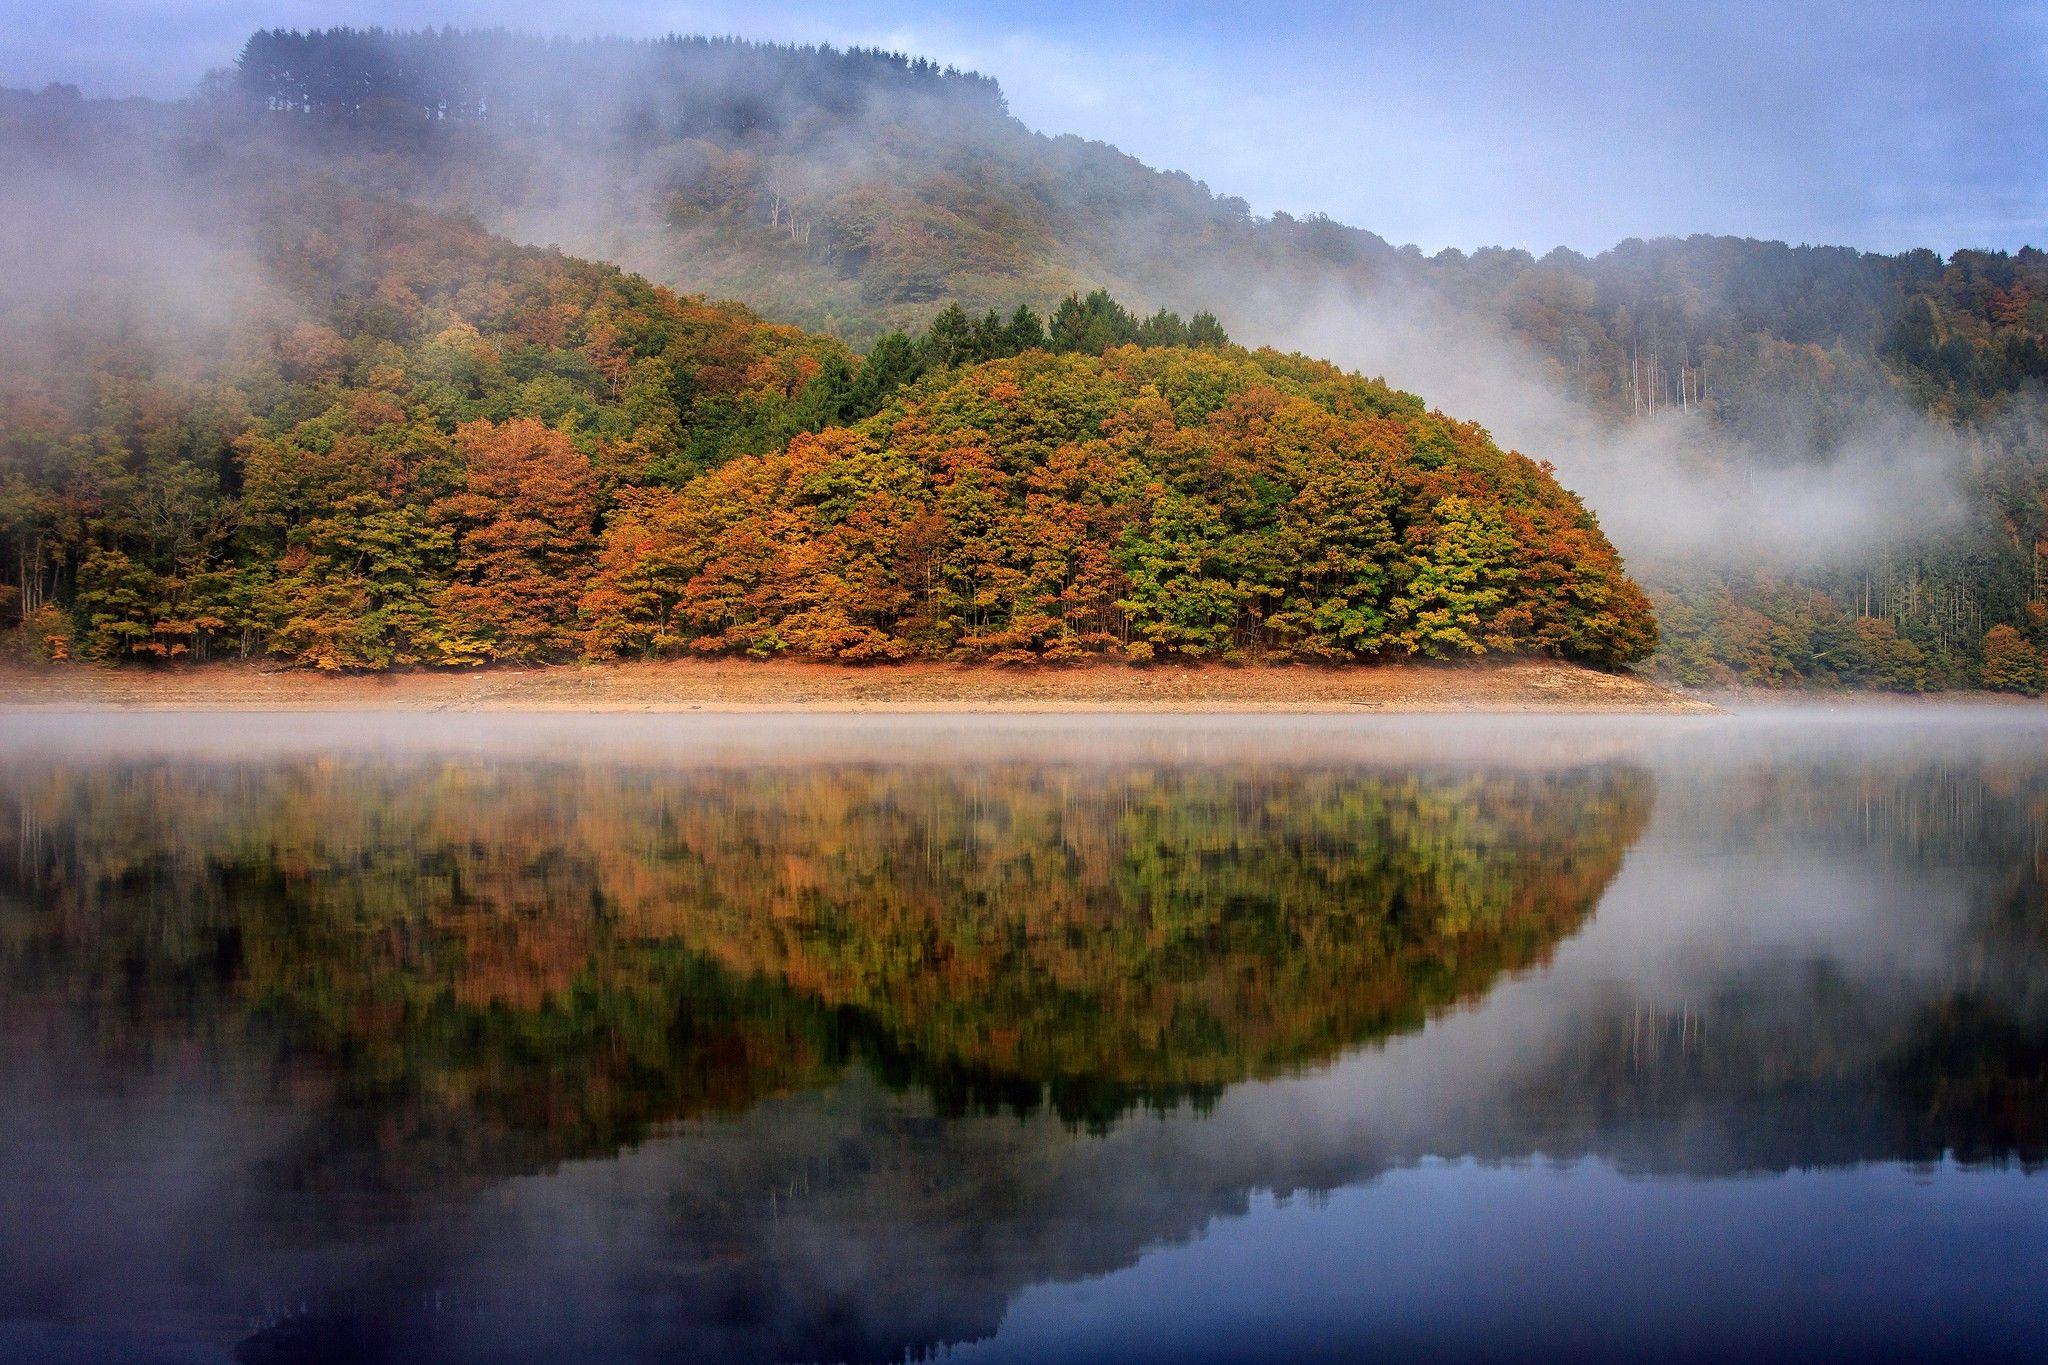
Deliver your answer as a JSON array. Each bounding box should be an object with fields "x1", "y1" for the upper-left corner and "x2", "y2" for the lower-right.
[
  {"x1": 0, "y1": 182, "x2": 1642, "y2": 671},
  {"x1": 583, "y1": 347, "x2": 1655, "y2": 666}
]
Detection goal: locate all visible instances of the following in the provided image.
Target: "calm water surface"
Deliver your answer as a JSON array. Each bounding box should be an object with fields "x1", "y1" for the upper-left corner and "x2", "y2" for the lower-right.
[{"x1": 1, "y1": 709, "x2": 2044, "y2": 1363}]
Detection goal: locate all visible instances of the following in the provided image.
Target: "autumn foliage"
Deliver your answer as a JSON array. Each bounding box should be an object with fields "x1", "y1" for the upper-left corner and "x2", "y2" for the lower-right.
[
  {"x1": 436, "y1": 420, "x2": 597, "y2": 663},
  {"x1": 583, "y1": 348, "x2": 1657, "y2": 666},
  {"x1": 1, "y1": 187, "x2": 1653, "y2": 672},
  {"x1": 1, "y1": 197, "x2": 843, "y2": 669},
  {"x1": 1980, "y1": 623, "x2": 2044, "y2": 694}
]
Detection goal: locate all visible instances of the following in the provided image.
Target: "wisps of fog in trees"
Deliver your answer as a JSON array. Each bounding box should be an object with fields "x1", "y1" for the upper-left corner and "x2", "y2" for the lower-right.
[
  {"x1": 225, "y1": 29, "x2": 1033, "y2": 311},
  {"x1": 0, "y1": 160, "x2": 276, "y2": 378},
  {"x1": 1253, "y1": 279, "x2": 1974, "y2": 569},
  {"x1": 213, "y1": 27, "x2": 2000, "y2": 576}
]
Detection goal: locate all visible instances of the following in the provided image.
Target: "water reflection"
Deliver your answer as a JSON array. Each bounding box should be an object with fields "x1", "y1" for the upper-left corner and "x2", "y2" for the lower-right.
[
  {"x1": 1, "y1": 744, "x2": 1649, "y2": 1167},
  {"x1": 0, "y1": 712, "x2": 2044, "y2": 1363}
]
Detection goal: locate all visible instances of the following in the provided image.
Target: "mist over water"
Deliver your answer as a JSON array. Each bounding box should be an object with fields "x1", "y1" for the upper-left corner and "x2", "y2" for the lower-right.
[{"x1": 2, "y1": 708, "x2": 2045, "y2": 1362}]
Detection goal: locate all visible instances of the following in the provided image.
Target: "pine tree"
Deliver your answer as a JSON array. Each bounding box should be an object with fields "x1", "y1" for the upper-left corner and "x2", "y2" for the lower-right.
[
  {"x1": 970, "y1": 308, "x2": 1007, "y2": 361},
  {"x1": 922, "y1": 304, "x2": 974, "y2": 368},
  {"x1": 1188, "y1": 312, "x2": 1229, "y2": 347},
  {"x1": 1004, "y1": 305, "x2": 1047, "y2": 353},
  {"x1": 1136, "y1": 309, "x2": 1189, "y2": 347},
  {"x1": 851, "y1": 331, "x2": 922, "y2": 413}
]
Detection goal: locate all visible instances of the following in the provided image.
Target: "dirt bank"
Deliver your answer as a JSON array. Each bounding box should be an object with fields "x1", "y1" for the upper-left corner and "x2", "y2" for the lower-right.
[{"x1": 0, "y1": 659, "x2": 1711, "y2": 714}]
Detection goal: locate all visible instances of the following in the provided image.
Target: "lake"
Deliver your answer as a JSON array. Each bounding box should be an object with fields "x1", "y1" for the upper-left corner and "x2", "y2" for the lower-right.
[{"x1": 1, "y1": 709, "x2": 2044, "y2": 1363}]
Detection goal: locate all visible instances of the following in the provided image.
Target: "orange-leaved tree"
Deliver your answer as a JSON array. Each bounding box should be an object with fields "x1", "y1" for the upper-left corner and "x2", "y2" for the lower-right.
[{"x1": 437, "y1": 419, "x2": 597, "y2": 664}]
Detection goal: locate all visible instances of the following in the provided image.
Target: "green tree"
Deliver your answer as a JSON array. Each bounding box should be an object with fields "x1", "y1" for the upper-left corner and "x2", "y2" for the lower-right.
[
  {"x1": 1004, "y1": 305, "x2": 1047, "y2": 353},
  {"x1": 1393, "y1": 496, "x2": 1515, "y2": 657},
  {"x1": 1188, "y1": 312, "x2": 1230, "y2": 348},
  {"x1": 922, "y1": 303, "x2": 975, "y2": 368},
  {"x1": 851, "y1": 331, "x2": 922, "y2": 413}
]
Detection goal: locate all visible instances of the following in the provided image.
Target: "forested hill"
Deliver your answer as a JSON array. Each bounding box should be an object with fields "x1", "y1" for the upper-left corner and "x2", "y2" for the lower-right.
[
  {"x1": 0, "y1": 124, "x2": 1649, "y2": 669},
  {"x1": 581, "y1": 347, "x2": 1655, "y2": 667},
  {"x1": 3, "y1": 27, "x2": 2046, "y2": 688}
]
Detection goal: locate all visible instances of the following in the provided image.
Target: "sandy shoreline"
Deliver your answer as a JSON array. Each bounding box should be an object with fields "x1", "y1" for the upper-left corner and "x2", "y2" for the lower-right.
[{"x1": 0, "y1": 659, "x2": 1712, "y2": 714}]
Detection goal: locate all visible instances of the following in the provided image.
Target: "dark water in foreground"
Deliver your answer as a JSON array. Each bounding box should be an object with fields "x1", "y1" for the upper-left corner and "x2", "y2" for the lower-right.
[{"x1": 1, "y1": 710, "x2": 2044, "y2": 1363}]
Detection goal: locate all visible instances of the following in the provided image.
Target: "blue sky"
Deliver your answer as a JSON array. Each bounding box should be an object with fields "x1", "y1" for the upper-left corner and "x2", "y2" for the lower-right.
[{"x1": 7, "y1": 0, "x2": 2044, "y2": 255}]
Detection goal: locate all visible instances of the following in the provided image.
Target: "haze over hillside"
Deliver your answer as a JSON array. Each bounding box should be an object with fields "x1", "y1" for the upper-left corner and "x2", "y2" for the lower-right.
[
  {"x1": 2, "y1": 26, "x2": 2046, "y2": 689},
  {"x1": 11, "y1": 3, "x2": 2040, "y2": 258},
  {"x1": 0, "y1": 129, "x2": 1645, "y2": 672}
]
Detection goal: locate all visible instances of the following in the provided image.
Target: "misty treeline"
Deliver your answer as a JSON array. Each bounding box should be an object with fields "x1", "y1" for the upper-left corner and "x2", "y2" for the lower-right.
[
  {"x1": 1428, "y1": 237, "x2": 2048, "y2": 691},
  {"x1": 0, "y1": 152, "x2": 1645, "y2": 670},
  {"x1": 3, "y1": 26, "x2": 2046, "y2": 686},
  {"x1": 217, "y1": 29, "x2": 2046, "y2": 412},
  {"x1": 216, "y1": 28, "x2": 2048, "y2": 691},
  {"x1": 236, "y1": 27, "x2": 1007, "y2": 130},
  {"x1": 0, "y1": 171, "x2": 1292, "y2": 667}
]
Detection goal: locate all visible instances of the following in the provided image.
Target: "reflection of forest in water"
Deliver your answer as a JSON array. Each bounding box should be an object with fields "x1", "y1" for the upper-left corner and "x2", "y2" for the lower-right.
[
  {"x1": 0, "y1": 757, "x2": 1648, "y2": 1171},
  {"x1": 2, "y1": 718, "x2": 2046, "y2": 1364}
]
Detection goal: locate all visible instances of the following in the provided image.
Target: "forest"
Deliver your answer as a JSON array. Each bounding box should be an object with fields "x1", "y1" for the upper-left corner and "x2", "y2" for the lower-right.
[
  {"x1": 0, "y1": 192, "x2": 1639, "y2": 668},
  {"x1": 0, "y1": 177, "x2": 1322, "y2": 667},
  {"x1": 2, "y1": 27, "x2": 2046, "y2": 686},
  {"x1": 581, "y1": 347, "x2": 1651, "y2": 665}
]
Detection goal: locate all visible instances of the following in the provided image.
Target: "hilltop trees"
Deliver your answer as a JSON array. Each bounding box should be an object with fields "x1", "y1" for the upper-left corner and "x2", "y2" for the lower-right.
[
  {"x1": 581, "y1": 348, "x2": 1656, "y2": 667},
  {"x1": 828, "y1": 291, "x2": 1230, "y2": 420},
  {"x1": 234, "y1": 28, "x2": 1008, "y2": 130}
]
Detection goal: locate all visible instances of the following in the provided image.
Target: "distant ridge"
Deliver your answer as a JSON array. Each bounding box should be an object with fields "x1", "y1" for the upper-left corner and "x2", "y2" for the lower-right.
[{"x1": 237, "y1": 27, "x2": 1008, "y2": 126}]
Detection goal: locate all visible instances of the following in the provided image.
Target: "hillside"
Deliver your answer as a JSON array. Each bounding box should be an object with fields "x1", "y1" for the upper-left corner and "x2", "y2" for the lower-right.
[
  {"x1": 0, "y1": 143, "x2": 1645, "y2": 671},
  {"x1": 2, "y1": 27, "x2": 2045, "y2": 688},
  {"x1": 0, "y1": 189, "x2": 845, "y2": 666},
  {"x1": 204, "y1": 28, "x2": 2048, "y2": 693},
  {"x1": 190, "y1": 31, "x2": 2044, "y2": 427},
  {"x1": 25, "y1": 32, "x2": 2044, "y2": 406}
]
